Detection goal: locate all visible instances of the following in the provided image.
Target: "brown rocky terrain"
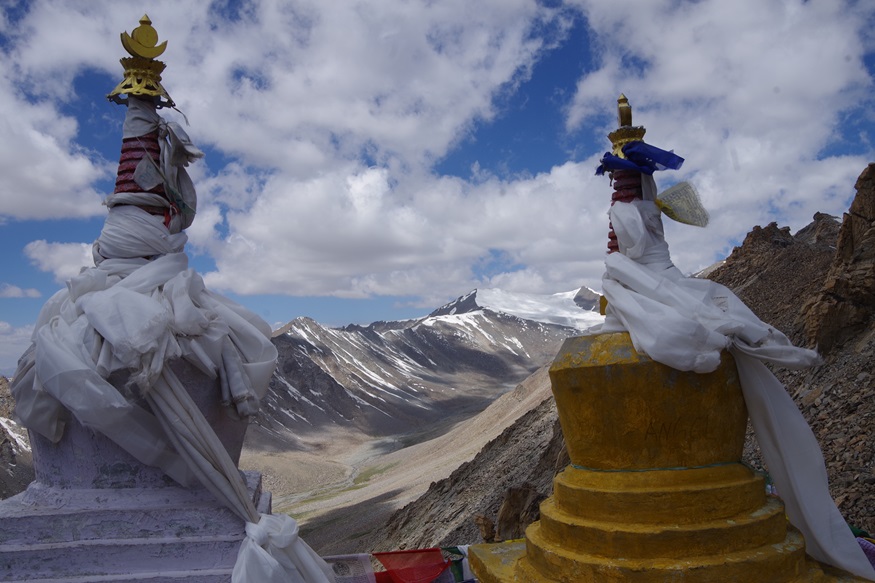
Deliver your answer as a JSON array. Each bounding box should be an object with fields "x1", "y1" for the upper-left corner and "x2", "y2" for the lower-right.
[
  {"x1": 710, "y1": 164, "x2": 875, "y2": 534},
  {"x1": 371, "y1": 387, "x2": 565, "y2": 550},
  {"x1": 374, "y1": 163, "x2": 875, "y2": 550},
  {"x1": 802, "y1": 165, "x2": 875, "y2": 352}
]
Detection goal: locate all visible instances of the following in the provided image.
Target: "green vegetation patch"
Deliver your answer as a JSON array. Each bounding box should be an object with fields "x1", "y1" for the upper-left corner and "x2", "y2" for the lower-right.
[{"x1": 353, "y1": 462, "x2": 400, "y2": 485}]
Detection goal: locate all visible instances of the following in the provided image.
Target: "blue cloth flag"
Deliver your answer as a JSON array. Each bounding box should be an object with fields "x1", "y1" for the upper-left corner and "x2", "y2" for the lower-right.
[{"x1": 596, "y1": 141, "x2": 684, "y2": 175}]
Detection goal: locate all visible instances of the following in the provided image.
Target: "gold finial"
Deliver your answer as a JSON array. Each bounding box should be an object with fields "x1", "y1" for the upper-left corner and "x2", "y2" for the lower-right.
[
  {"x1": 121, "y1": 15, "x2": 167, "y2": 59},
  {"x1": 607, "y1": 94, "x2": 645, "y2": 158},
  {"x1": 617, "y1": 93, "x2": 632, "y2": 127},
  {"x1": 108, "y1": 14, "x2": 174, "y2": 108}
]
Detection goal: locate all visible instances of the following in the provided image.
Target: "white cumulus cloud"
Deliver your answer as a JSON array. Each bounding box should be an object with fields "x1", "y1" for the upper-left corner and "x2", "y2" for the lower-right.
[
  {"x1": 24, "y1": 240, "x2": 93, "y2": 283},
  {"x1": 0, "y1": 284, "x2": 41, "y2": 298},
  {"x1": 1, "y1": 0, "x2": 874, "y2": 317}
]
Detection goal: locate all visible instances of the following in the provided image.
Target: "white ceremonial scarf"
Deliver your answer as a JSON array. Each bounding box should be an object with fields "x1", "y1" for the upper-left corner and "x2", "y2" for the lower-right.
[
  {"x1": 113, "y1": 96, "x2": 203, "y2": 232},
  {"x1": 12, "y1": 204, "x2": 334, "y2": 583},
  {"x1": 586, "y1": 190, "x2": 875, "y2": 580}
]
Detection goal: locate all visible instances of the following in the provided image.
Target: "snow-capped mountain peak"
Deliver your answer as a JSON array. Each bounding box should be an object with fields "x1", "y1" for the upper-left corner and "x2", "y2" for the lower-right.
[
  {"x1": 428, "y1": 287, "x2": 603, "y2": 331},
  {"x1": 260, "y1": 286, "x2": 604, "y2": 440}
]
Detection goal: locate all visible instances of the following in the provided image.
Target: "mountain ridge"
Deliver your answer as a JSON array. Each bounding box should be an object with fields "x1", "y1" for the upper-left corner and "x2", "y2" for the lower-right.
[{"x1": 248, "y1": 286, "x2": 603, "y2": 446}]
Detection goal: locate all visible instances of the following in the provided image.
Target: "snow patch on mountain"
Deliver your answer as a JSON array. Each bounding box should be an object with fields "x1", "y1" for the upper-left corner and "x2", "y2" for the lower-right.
[
  {"x1": 264, "y1": 286, "x2": 605, "y2": 437},
  {"x1": 477, "y1": 288, "x2": 603, "y2": 330},
  {"x1": 431, "y1": 287, "x2": 604, "y2": 331}
]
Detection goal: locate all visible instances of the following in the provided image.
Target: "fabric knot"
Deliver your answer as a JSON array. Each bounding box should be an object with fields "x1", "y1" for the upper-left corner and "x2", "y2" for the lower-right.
[
  {"x1": 246, "y1": 519, "x2": 271, "y2": 547},
  {"x1": 246, "y1": 514, "x2": 300, "y2": 549},
  {"x1": 157, "y1": 117, "x2": 170, "y2": 140}
]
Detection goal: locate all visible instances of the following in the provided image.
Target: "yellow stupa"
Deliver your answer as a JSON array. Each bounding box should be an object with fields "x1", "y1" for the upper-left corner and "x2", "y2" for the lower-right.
[{"x1": 467, "y1": 98, "x2": 870, "y2": 583}]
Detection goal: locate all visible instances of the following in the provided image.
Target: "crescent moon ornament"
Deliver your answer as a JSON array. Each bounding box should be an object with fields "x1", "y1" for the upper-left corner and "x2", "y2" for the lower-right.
[
  {"x1": 121, "y1": 14, "x2": 167, "y2": 59},
  {"x1": 108, "y1": 14, "x2": 174, "y2": 108}
]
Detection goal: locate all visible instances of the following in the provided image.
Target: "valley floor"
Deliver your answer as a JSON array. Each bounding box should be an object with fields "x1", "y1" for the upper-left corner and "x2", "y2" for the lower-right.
[{"x1": 238, "y1": 365, "x2": 553, "y2": 555}]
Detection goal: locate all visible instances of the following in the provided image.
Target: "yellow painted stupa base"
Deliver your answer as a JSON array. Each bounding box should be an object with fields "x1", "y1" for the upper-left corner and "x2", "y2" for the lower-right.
[
  {"x1": 469, "y1": 537, "x2": 868, "y2": 583},
  {"x1": 468, "y1": 333, "x2": 870, "y2": 582}
]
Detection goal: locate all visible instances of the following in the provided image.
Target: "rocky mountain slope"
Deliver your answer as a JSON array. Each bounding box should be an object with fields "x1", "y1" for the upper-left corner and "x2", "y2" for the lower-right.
[
  {"x1": 704, "y1": 165, "x2": 874, "y2": 532},
  {"x1": 372, "y1": 375, "x2": 566, "y2": 550},
  {"x1": 279, "y1": 364, "x2": 563, "y2": 555},
  {"x1": 0, "y1": 376, "x2": 32, "y2": 499},
  {"x1": 374, "y1": 163, "x2": 875, "y2": 550},
  {"x1": 254, "y1": 288, "x2": 602, "y2": 446}
]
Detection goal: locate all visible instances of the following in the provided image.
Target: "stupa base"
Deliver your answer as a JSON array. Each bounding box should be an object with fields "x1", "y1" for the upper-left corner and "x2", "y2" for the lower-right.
[
  {"x1": 469, "y1": 332, "x2": 870, "y2": 583},
  {"x1": 0, "y1": 471, "x2": 269, "y2": 582},
  {"x1": 469, "y1": 537, "x2": 869, "y2": 583}
]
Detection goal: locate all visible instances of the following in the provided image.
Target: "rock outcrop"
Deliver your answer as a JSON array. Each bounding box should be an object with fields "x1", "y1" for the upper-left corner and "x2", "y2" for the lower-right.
[
  {"x1": 708, "y1": 215, "x2": 838, "y2": 342},
  {"x1": 802, "y1": 163, "x2": 875, "y2": 353}
]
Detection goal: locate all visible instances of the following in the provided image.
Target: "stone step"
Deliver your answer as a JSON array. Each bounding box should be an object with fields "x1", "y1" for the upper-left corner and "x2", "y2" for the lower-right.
[
  {"x1": 552, "y1": 463, "x2": 767, "y2": 524},
  {"x1": 0, "y1": 536, "x2": 243, "y2": 580},
  {"x1": 0, "y1": 474, "x2": 266, "y2": 546},
  {"x1": 0, "y1": 498, "x2": 246, "y2": 546},
  {"x1": 0, "y1": 473, "x2": 272, "y2": 581},
  {"x1": 538, "y1": 495, "x2": 788, "y2": 559},
  {"x1": 2, "y1": 570, "x2": 232, "y2": 583},
  {"x1": 521, "y1": 521, "x2": 809, "y2": 583}
]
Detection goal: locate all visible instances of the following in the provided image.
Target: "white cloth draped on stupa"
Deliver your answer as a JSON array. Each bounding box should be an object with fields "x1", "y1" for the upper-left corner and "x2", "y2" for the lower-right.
[
  {"x1": 11, "y1": 100, "x2": 335, "y2": 583},
  {"x1": 586, "y1": 175, "x2": 875, "y2": 581},
  {"x1": 102, "y1": 96, "x2": 202, "y2": 233}
]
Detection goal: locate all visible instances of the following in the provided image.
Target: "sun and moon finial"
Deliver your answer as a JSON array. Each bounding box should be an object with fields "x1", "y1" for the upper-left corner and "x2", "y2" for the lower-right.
[
  {"x1": 108, "y1": 14, "x2": 174, "y2": 108},
  {"x1": 121, "y1": 15, "x2": 167, "y2": 59}
]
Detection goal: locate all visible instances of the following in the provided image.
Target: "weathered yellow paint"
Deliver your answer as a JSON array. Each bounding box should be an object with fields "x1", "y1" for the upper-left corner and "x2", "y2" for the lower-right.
[
  {"x1": 469, "y1": 333, "x2": 871, "y2": 582},
  {"x1": 468, "y1": 540, "x2": 526, "y2": 583},
  {"x1": 521, "y1": 523, "x2": 808, "y2": 582},
  {"x1": 552, "y1": 464, "x2": 766, "y2": 525},
  {"x1": 549, "y1": 333, "x2": 747, "y2": 470},
  {"x1": 536, "y1": 495, "x2": 788, "y2": 558}
]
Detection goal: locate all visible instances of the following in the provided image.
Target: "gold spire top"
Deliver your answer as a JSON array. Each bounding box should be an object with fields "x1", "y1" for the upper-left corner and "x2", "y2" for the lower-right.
[
  {"x1": 617, "y1": 93, "x2": 632, "y2": 127},
  {"x1": 607, "y1": 94, "x2": 645, "y2": 158},
  {"x1": 108, "y1": 14, "x2": 174, "y2": 108},
  {"x1": 121, "y1": 15, "x2": 167, "y2": 59}
]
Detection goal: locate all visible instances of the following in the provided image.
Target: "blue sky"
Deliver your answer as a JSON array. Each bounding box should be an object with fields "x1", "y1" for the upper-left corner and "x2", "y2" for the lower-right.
[{"x1": 1, "y1": 0, "x2": 874, "y2": 375}]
